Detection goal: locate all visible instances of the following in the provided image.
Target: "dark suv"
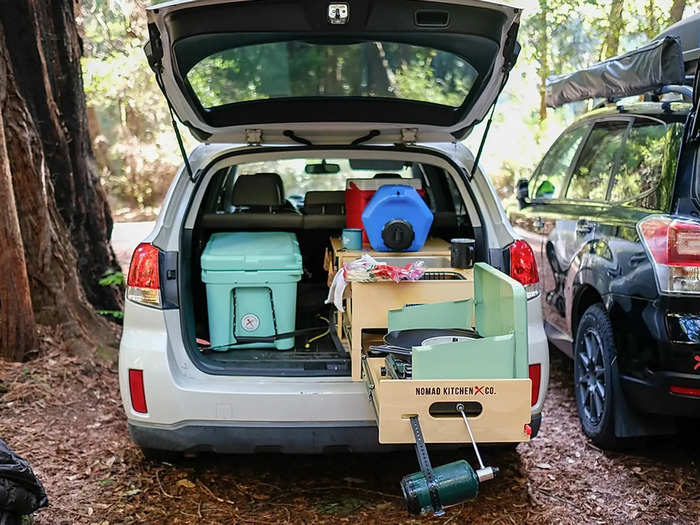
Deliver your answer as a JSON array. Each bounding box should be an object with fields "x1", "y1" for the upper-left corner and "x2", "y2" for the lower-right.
[{"x1": 508, "y1": 37, "x2": 700, "y2": 446}]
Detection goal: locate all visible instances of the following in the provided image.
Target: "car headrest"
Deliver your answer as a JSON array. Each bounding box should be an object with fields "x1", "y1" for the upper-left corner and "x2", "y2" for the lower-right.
[
  {"x1": 304, "y1": 191, "x2": 345, "y2": 207},
  {"x1": 232, "y1": 172, "x2": 284, "y2": 207},
  {"x1": 373, "y1": 173, "x2": 402, "y2": 179}
]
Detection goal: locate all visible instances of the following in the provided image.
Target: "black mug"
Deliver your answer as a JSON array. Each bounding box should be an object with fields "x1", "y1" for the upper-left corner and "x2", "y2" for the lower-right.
[{"x1": 450, "y1": 238, "x2": 475, "y2": 269}]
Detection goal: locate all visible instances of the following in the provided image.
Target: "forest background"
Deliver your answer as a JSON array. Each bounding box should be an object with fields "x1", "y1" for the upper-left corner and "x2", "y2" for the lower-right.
[{"x1": 80, "y1": 0, "x2": 700, "y2": 220}]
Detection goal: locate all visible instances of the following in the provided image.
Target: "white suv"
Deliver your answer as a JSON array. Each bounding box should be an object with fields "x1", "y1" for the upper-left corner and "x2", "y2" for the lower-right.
[{"x1": 119, "y1": 0, "x2": 548, "y2": 455}]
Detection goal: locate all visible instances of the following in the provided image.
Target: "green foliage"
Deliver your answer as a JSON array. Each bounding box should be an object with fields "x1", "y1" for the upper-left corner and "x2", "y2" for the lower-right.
[
  {"x1": 97, "y1": 270, "x2": 124, "y2": 320},
  {"x1": 98, "y1": 270, "x2": 124, "y2": 287},
  {"x1": 97, "y1": 309, "x2": 125, "y2": 320},
  {"x1": 79, "y1": 0, "x2": 700, "y2": 209},
  {"x1": 80, "y1": 0, "x2": 193, "y2": 217}
]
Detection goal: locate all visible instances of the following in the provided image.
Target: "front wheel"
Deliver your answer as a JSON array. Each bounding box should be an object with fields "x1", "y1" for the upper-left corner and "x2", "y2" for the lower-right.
[{"x1": 573, "y1": 304, "x2": 620, "y2": 449}]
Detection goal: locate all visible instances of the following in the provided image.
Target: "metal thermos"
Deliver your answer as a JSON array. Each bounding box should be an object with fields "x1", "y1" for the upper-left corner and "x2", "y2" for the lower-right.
[
  {"x1": 400, "y1": 460, "x2": 480, "y2": 515},
  {"x1": 450, "y1": 238, "x2": 475, "y2": 269}
]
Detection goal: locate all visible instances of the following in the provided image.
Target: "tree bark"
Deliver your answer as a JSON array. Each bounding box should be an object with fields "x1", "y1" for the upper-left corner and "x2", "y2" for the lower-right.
[
  {"x1": 535, "y1": 1, "x2": 549, "y2": 121},
  {"x1": 602, "y1": 0, "x2": 624, "y2": 59},
  {"x1": 669, "y1": 0, "x2": 686, "y2": 24},
  {"x1": 644, "y1": 0, "x2": 661, "y2": 41},
  {"x1": 0, "y1": 2, "x2": 118, "y2": 361},
  {"x1": 0, "y1": 42, "x2": 37, "y2": 360},
  {"x1": 0, "y1": 0, "x2": 122, "y2": 312}
]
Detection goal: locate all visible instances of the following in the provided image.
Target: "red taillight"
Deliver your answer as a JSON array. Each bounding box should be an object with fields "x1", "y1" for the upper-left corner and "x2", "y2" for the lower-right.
[
  {"x1": 128, "y1": 369, "x2": 148, "y2": 413},
  {"x1": 128, "y1": 243, "x2": 160, "y2": 288},
  {"x1": 509, "y1": 240, "x2": 539, "y2": 297},
  {"x1": 669, "y1": 385, "x2": 700, "y2": 397},
  {"x1": 126, "y1": 243, "x2": 162, "y2": 307},
  {"x1": 529, "y1": 363, "x2": 541, "y2": 406},
  {"x1": 638, "y1": 215, "x2": 700, "y2": 295}
]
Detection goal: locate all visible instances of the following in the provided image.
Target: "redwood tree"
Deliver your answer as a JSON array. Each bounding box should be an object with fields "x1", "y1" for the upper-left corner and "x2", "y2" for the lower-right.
[{"x1": 0, "y1": 0, "x2": 120, "y2": 360}]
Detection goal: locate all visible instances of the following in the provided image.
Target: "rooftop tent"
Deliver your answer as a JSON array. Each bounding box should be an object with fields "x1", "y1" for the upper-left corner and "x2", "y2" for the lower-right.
[
  {"x1": 545, "y1": 36, "x2": 685, "y2": 108},
  {"x1": 655, "y1": 13, "x2": 700, "y2": 75}
]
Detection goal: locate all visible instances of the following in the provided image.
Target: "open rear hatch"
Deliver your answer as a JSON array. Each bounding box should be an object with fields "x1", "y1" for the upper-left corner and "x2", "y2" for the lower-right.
[{"x1": 145, "y1": 0, "x2": 523, "y2": 144}]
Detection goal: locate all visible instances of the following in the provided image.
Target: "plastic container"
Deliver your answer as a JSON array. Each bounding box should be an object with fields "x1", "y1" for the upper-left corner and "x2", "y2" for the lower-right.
[
  {"x1": 341, "y1": 228, "x2": 363, "y2": 250},
  {"x1": 361, "y1": 185, "x2": 433, "y2": 252},
  {"x1": 345, "y1": 178, "x2": 423, "y2": 242},
  {"x1": 201, "y1": 232, "x2": 302, "y2": 350}
]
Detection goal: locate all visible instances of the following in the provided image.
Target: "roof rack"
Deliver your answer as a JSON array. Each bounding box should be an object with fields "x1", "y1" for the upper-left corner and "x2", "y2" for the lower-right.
[{"x1": 546, "y1": 37, "x2": 685, "y2": 108}]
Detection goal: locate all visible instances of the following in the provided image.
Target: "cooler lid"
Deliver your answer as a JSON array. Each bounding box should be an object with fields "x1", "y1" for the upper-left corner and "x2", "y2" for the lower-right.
[{"x1": 201, "y1": 232, "x2": 302, "y2": 272}]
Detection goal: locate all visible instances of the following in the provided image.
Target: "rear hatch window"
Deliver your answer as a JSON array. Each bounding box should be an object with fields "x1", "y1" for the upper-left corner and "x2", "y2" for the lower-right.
[{"x1": 186, "y1": 40, "x2": 478, "y2": 109}]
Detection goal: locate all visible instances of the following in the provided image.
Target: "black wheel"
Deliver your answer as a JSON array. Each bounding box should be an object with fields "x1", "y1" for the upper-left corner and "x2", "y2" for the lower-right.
[{"x1": 573, "y1": 304, "x2": 620, "y2": 449}]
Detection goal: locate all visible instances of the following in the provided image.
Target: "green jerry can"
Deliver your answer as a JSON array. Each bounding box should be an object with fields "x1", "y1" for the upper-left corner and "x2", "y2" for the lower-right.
[{"x1": 201, "y1": 232, "x2": 303, "y2": 350}]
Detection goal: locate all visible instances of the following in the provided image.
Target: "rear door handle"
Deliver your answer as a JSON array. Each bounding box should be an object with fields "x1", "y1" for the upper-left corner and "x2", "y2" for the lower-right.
[{"x1": 576, "y1": 220, "x2": 593, "y2": 235}]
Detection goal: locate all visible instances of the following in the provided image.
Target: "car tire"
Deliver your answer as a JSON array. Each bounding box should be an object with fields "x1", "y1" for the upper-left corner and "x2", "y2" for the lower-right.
[{"x1": 573, "y1": 304, "x2": 620, "y2": 449}]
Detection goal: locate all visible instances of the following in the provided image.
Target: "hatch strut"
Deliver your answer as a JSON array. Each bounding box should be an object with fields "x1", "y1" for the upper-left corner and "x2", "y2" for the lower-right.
[
  {"x1": 164, "y1": 98, "x2": 196, "y2": 182},
  {"x1": 145, "y1": 27, "x2": 196, "y2": 182},
  {"x1": 150, "y1": 68, "x2": 196, "y2": 182},
  {"x1": 469, "y1": 74, "x2": 510, "y2": 180},
  {"x1": 469, "y1": 96, "x2": 498, "y2": 181}
]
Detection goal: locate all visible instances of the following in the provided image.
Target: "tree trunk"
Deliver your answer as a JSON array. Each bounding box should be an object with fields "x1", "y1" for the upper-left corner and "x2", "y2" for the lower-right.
[
  {"x1": 602, "y1": 0, "x2": 624, "y2": 59},
  {"x1": 0, "y1": 1, "x2": 118, "y2": 361},
  {"x1": 669, "y1": 0, "x2": 686, "y2": 24},
  {"x1": 644, "y1": 0, "x2": 661, "y2": 41},
  {"x1": 0, "y1": 44, "x2": 37, "y2": 360},
  {"x1": 536, "y1": 1, "x2": 549, "y2": 121},
  {"x1": 0, "y1": 0, "x2": 122, "y2": 312}
]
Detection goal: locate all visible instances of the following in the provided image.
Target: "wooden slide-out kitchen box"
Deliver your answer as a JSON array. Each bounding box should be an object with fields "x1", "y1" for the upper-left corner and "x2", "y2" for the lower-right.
[{"x1": 327, "y1": 239, "x2": 532, "y2": 445}]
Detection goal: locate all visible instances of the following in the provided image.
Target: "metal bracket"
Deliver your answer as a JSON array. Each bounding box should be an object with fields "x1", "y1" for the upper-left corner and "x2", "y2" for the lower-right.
[
  {"x1": 409, "y1": 416, "x2": 444, "y2": 516},
  {"x1": 400, "y1": 128, "x2": 418, "y2": 145},
  {"x1": 245, "y1": 129, "x2": 263, "y2": 146}
]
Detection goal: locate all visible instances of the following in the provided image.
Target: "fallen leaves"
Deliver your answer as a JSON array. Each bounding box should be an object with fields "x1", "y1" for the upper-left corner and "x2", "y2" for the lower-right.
[{"x1": 0, "y1": 330, "x2": 698, "y2": 524}]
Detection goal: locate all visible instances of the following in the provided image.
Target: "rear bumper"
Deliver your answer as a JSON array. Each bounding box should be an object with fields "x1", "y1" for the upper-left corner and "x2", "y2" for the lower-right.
[
  {"x1": 608, "y1": 293, "x2": 700, "y2": 417},
  {"x1": 129, "y1": 413, "x2": 542, "y2": 454},
  {"x1": 621, "y1": 372, "x2": 700, "y2": 418}
]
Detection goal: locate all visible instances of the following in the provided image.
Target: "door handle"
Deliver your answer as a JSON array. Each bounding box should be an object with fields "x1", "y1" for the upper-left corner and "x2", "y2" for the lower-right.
[
  {"x1": 576, "y1": 220, "x2": 593, "y2": 235},
  {"x1": 533, "y1": 217, "x2": 544, "y2": 231}
]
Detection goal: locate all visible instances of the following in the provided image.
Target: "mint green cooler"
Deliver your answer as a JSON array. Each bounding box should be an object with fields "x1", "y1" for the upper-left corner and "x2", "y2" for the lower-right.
[{"x1": 201, "y1": 232, "x2": 303, "y2": 350}]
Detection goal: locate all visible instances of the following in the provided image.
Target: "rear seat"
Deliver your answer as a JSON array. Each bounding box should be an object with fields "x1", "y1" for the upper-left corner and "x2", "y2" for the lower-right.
[
  {"x1": 302, "y1": 191, "x2": 345, "y2": 229},
  {"x1": 200, "y1": 175, "x2": 457, "y2": 234},
  {"x1": 200, "y1": 172, "x2": 303, "y2": 230}
]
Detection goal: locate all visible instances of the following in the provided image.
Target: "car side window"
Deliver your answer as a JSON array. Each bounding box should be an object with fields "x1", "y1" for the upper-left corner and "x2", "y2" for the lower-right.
[
  {"x1": 609, "y1": 119, "x2": 667, "y2": 205},
  {"x1": 529, "y1": 125, "x2": 588, "y2": 200},
  {"x1": 566, "y1": 121, "x2": 628, "y2": 201}
]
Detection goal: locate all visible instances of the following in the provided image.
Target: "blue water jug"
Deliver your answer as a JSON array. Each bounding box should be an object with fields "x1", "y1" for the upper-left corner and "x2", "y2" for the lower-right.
[{"x1": 361, "y1": 185, "x2": 433, "y2": 252}]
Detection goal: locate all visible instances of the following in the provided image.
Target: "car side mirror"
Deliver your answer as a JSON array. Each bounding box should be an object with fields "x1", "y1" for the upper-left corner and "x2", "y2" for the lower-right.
[{"x1": 516, "y1": 178, "x2": 529, "y2": 209}]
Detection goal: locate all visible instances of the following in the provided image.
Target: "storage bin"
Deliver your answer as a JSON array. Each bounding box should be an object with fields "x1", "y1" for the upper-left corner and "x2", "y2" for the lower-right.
[
  {"x1": 361, "y1": 185, "x2": 433, "y2": 252},
  {"x1": 201, "y1": 232, "x2": 302, "y2": 350},
  {"x1": 345, "y1": 178, "x2": 423, "y2": 242}
]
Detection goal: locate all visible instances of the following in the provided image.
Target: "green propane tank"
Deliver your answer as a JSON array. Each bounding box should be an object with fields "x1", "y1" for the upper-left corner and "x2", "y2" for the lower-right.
[{"x1": 400, "y1": 460, "x2": 480, "y2": 515}]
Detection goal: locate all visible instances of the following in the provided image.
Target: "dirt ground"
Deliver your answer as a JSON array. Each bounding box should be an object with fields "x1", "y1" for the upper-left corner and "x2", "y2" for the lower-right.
[{"x1": 1, "y1": 329, "x2": 698, "y2": 525}]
